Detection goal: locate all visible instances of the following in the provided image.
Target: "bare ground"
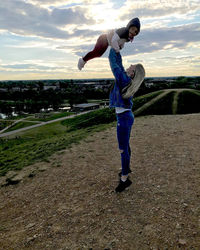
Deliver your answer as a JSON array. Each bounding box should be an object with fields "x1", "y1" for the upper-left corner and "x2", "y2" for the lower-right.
[{"x1": 0, "y1": 114, "x2": 200, "y2": 250}]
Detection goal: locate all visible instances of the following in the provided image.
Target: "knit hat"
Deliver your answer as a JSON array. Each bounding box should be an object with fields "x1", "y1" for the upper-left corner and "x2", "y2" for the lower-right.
[{"x1": 126, "y1": 17, "x2": 141, "y2": 34}]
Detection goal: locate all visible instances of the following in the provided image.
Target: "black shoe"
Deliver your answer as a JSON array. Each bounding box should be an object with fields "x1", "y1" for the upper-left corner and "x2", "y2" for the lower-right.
[
  {"x1": 118, "y1": 168, "x2": 132, "y2": 177},
  {"x1": 115, "y1": 178, "x2": 132, "y2": 193}
]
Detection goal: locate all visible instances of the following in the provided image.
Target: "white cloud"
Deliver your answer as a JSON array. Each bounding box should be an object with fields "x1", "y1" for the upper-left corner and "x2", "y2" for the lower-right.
[
  {"x1": 119, "y1": 0, "x2": 200, "y2": 20},
  {"x1": 26, "y1": 0, "x2": 109, "y2": 9},
  {"x1": 51, "y1": 6, "x2": 94, "y2": 25},
  {"x1": 72, "y1": 23, "x2": 200, "y2": 58},
  {"x1": 0, "y1": 0, "x2": 199, "y2": 79},
  {"x1": 0, "y1": 60, "x2": 67, "y2": 74},
  {"x1": 159, "y1": 55, "x2": 200, "y2": 65},
  {"x1": 118, "y1": 23, "x2": 200, "y2": 56},
  {"x1": 0, "y1": 0, "x2": 95, "y2": 39},
  {"x1": 6, "y1": 41, "x2": 51, "y2": 49}
]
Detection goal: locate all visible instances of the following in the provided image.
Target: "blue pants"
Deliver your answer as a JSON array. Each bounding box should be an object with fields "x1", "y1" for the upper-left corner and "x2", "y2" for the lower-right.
[{"x1": 116, "y1": 111, "x2": 134, "y2": 176}]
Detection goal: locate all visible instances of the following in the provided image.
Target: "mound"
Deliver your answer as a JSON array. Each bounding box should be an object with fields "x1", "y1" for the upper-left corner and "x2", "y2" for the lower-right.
[
  {"x1": 177, "y1": 90, "x2": 200, "y2": 114},
  {"x1": 133, "y1": 89, "x2": 200, "y2": 116}
]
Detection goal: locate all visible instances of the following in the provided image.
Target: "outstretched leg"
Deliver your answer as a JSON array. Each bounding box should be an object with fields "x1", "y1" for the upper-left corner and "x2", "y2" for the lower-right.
[
  {"x1": 83, "y1": 34, "x2": 108, "y2": 62},
  {"x1": 78, "y1": 34, "x2": 108, "y2": 70}
]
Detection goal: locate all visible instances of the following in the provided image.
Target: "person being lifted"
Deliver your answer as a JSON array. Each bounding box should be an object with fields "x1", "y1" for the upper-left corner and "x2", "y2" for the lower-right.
[{"x1": 78, "y1": 17, "x2": 141, "y2": 70}]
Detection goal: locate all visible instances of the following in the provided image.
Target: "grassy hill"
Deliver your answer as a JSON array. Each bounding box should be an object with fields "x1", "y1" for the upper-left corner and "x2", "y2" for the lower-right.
[
  {"x1": 176, "y1": 90, "x2": 200, "y2": 114},
  {"x1": 0, "y1": 109, "x2": 116, "y2": 178},
  {"x1": 0, "y1": 88, "x2": 200, "y2": 179},
  {"x1": 133, "y1": 88, "x2": 200, "y2": 116}
]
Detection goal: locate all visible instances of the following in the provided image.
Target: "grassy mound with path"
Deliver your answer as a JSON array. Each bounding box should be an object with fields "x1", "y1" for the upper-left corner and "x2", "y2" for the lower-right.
[{"x1": 0, "y1": 88, "x2": 199, "y2": 178}]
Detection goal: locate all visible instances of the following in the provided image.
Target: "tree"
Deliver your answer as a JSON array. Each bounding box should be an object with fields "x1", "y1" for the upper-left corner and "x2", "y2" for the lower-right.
[
  {"x1": 173, "y1": 76, "x2": 189, "y2": 88},
  {"x1": 0, "y1": 101, "x2": 13, "y2": 117},
  {"x1": 68, "y1": 93, "x2": 87, "y2": 109}
]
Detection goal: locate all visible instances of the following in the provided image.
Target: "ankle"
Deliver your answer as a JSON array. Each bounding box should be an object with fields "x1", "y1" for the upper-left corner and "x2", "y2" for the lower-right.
[{"x1": 121, "y1": 175, "x2": 128, "y2": 182}]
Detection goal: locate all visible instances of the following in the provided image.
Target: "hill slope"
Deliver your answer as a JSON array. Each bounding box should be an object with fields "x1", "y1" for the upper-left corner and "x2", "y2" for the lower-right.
[
  {"x1": 133, "y1": 88, "x2": 200, "y2": 116},
  {"x1": 1, "y1": 88, "x2": 200, "y2": 178},
  {"x1": 0, "y1": 114, "x2": 200, "y2": 249}
]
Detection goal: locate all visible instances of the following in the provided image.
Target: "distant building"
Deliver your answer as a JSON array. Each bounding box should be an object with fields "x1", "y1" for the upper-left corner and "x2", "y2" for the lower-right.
[
  {"x1": 43, "y1": 86, "x2": 57, "y2": 91},
  {"x1": 59, "y1": 107, "x2": 71, "y2": 112},
  {"x1": 11, "y1": 87, "x2": 21, "y2": 92},
  {"x1": 73, "y1": 82, "x2": 97, "y2": 86},
  {"x1": 73, "y1": 103, "x2": 100, "y2": 112},
  {"x1": 0, "y1": 88, "x2": 7, "y2": 92},
  {"x1": 145, "y1": 82, "x2": 154, "y2": 87}
]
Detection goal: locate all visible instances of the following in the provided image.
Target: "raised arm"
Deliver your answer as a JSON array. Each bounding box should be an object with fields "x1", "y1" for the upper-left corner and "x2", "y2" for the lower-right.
[
  {"x1": 110, "y1": 33, "x2": 121, "y2": 53},
  {"x1": 108, "y1": 48, "x2": 130, "y2": 88}
]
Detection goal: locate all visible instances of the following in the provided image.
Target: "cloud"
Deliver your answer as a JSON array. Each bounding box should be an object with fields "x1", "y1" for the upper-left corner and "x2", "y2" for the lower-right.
[
  {"x1": 71, "y1": 22, "x2": 200, "y2": 59},
  {"x1": 119, "y1": 0, "x2": 200, "y2": 20},
  {"x1": 0, "y1": 0, "x2": 95, "y2": 39},
  {"x1": 0, "y1": 62, "x2": 64, "y2": 75},
  {"x1": 0, "y1": 0, "x2": 199, "y2": 79},
  {"x1": 120, "y1": 23, "x2": 200, "y2": 56},
  {"x1": 159, "y1": 55, "x2": 200, "y2": 64},
  {"x1": 6, "y1": 41, "x2": 51, "y2": 49},
  {"x1": 1, "y1": 63, "x2": 57, "y2": 70},
  {"x1": 51, "y1": 7, "x2": 94, "y2": 25},
  {"x1": 1, "y1": 64, "x2": 35, "y2": 69},
  {"x1": 27, "y1": 0, "x2": 72, "y2": 6},
  {"x1": 27, "y1": 0, "x2": 108, "y2": 7}
]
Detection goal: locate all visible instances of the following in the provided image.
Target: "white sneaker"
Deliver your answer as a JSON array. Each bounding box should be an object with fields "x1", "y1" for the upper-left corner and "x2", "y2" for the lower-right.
[{"x1": 78, "y1": 58, "x2": 86, "y2": 70}]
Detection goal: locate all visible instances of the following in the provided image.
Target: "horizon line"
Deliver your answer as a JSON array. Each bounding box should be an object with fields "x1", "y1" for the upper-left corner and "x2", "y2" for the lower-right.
[{"x1": 1, "y1": 75, "x2": 200, "y2": 82}]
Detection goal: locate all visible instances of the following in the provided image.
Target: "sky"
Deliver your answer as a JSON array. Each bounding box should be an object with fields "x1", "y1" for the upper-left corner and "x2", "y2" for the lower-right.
[{"x1": 0, "y1": 0, "x2": 200, "y2": 80}]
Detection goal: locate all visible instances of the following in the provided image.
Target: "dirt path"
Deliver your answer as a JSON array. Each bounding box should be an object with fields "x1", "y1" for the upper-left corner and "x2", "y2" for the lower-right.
[
  {"x1": 172, "y1": 89, "x2": 192, "y2": 115},
  {"x1": 0, "y1": 114, "x2": 200, "y2": 249},
  {"x1": 172, "y1": 92, "x2": 179, "y2": 115}
]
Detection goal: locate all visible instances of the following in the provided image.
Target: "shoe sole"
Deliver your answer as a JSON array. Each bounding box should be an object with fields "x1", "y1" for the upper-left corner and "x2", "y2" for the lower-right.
[
  {"x1": 122, "y1": 64, "x2": 145, "y2": 99},
  {"x1": 78, "y1": 58, "x2": 85, "y2": 70}
]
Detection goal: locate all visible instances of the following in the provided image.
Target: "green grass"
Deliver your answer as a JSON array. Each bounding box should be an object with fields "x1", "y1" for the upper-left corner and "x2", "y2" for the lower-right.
[
  {"x1": 2, "y1": 114, "x2": 30, "y2": 120},
  {"x1": 137, "y1": 91, "x2": 176, "y2": 116},
  {"x1": 87, "y1": 99, "x2": 109, "y2": 103},
  {"x1": 177, "y1": 90, "x2": 200, "y2": 114},
  {"x1": 0, "y1": 120, "x2": 14, "y2": 130},
  {"x1": 62, "y1": 108, "x2": 116, "y2": 131},
  {"x1": 25, "y1": 111, "x2": 74, "y2": 122},
  {"x1": 5, "y1": 121, "x2": 38, "y2": 132},
  {"x1": 132, "y1": 90, "x2": 163, "y2": 112},
  {"x1": 0, "y1": 108, "x2": 115, "y2": 177}
]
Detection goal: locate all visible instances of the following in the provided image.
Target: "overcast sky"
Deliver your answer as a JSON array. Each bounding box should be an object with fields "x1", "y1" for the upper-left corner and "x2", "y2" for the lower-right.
[{"x1": 0, "y1": 0, "x2": 200, "y2": 80}]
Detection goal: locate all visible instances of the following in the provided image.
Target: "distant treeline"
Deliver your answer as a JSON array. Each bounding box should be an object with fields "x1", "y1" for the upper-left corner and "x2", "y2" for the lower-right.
[
  {"x1": 0, "y1": 81, "x2": 112, "y2": 116},
  {"x1": 0, "y1": 76, "x2": 200, "y2": 117},
  {"x1": 0, "y1": 78, "x2": 112, "y2": 88},
  {"x1": 136, "y1": 76, "x2": 200, "y2": 97}
]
